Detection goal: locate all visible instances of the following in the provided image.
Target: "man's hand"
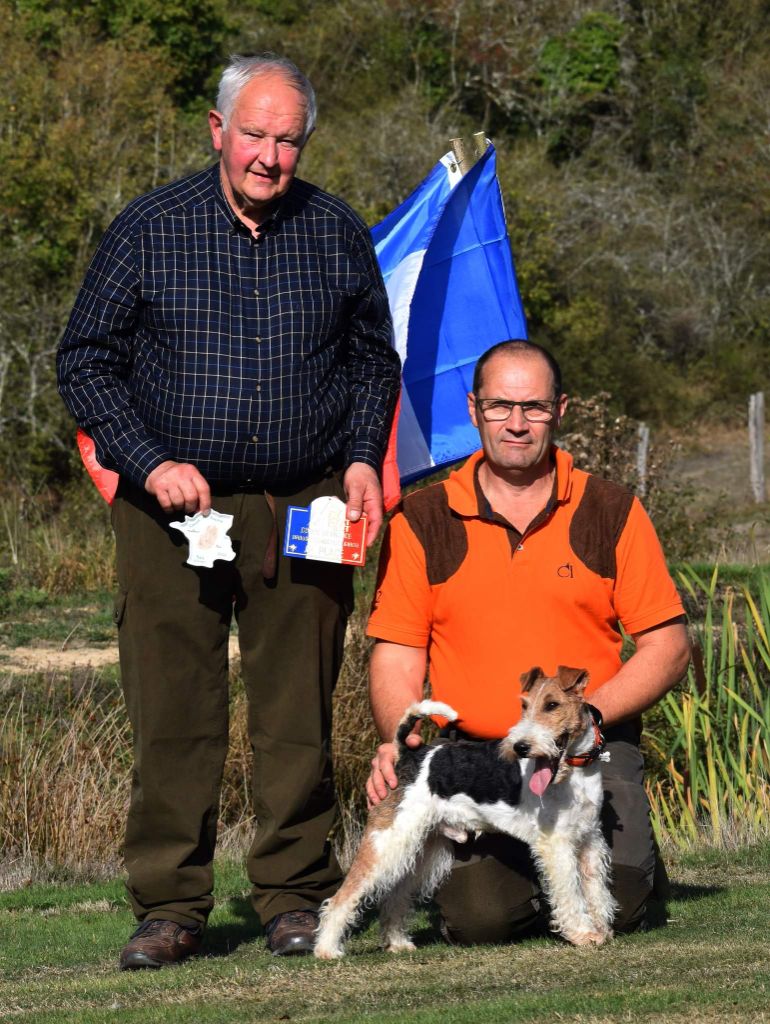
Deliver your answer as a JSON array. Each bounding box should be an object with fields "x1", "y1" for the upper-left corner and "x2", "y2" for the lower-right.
[
  {"x1": 344, "y1": 461, "x2": 383, "y2": 547},
  {"x1": 366, "y1": 733, "x2": 423, "y2": 808},
  {"x1": 145, "y1": 460, "x2": 212, "y2": 515}
]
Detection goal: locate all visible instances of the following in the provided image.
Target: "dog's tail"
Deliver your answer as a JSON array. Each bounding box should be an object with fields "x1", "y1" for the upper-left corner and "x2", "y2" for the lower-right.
[{"x1": 395, "y1": 700, "x2": 458, "y2": 750}]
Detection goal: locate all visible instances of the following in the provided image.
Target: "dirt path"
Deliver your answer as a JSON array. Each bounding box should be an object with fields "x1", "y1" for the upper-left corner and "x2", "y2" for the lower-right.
[
  {"x1": 667, "y1": 424, "x2": 770, "y2": 561},
  {"x1": 0, "y1": 635, "x2": 241, "y2": 677}
]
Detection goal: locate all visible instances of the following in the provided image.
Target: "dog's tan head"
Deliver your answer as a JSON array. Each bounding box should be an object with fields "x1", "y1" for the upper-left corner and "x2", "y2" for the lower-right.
[
  {"x1": 500, "y1": 666, "x2": 591, "y2": 792},
  {"x1": 520, "y1": 664, "x2": 588, "y2": 710}
]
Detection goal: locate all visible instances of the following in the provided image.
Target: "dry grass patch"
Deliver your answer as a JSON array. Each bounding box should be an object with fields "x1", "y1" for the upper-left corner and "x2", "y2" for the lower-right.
[
  {"x1": 0, "y1": 670, "x2": 129, "y2": 882},
  {"x1": 0, "y1": 612, "x2": 379, "y2": 884}
]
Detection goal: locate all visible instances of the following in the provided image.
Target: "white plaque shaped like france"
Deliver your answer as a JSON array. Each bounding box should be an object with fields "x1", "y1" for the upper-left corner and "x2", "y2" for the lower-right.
[{"x1": 169, "y1": 509, "x2": 237, "y2": 568}]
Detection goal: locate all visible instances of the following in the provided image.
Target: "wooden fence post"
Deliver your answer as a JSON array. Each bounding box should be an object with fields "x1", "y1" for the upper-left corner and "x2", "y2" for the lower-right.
[
  {"x1": 749, "y1": 392, "x2": 765, "y2": 504},
  {"x1": 636, "y1": 422, "x2": 650, "y2": 497}
]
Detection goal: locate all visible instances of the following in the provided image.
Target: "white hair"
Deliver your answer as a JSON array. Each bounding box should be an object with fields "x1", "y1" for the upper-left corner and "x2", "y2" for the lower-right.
[{"x1": 215, "y1": 53, "x2": 316, "y2": 141}]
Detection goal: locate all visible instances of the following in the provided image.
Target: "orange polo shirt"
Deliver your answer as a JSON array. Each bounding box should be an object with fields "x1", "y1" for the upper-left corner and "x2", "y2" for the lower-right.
[{"x1": 367, "y1": 447, "x2": 684, "y2": 739}]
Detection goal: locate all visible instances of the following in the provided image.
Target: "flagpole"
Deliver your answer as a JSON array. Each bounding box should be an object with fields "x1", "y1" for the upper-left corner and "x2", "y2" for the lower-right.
[{"x1": 449, "y1": 132, "x2": 489, "y2": 176}]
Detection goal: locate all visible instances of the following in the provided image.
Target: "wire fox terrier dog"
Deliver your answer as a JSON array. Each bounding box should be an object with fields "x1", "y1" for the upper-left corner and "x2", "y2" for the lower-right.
[{"x1": 314, "y1": 666, "x2": 617, "y2": 958}]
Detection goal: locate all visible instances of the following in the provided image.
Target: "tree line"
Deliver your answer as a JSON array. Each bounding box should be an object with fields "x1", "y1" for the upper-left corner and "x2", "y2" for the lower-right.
[{"x1": 1, "y1": 0, "x2": 768, "y2": 488}]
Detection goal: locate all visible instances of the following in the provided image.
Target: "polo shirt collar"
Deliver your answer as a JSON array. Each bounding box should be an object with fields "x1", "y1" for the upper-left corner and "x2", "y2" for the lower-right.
[{"x1": 445, "y1": 444, "x2": 574, "y2": 517}]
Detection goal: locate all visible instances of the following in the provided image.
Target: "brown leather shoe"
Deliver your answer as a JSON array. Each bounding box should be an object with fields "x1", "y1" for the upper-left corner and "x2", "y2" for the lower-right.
[
  {"x1": 119, "y1": 919, "x2": 203, "y2": 970},
  {"x1": 265, "y1": 910, "x2": 318, "y2": 956}
]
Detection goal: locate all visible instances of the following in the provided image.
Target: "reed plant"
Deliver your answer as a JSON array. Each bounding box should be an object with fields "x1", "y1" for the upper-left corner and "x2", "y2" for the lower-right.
[{"x1": 646, "y1": 564, "x2": 770, "y2": 850}]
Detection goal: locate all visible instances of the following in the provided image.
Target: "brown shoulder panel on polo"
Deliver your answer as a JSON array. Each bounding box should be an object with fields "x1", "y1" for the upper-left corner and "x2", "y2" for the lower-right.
[
  {"x1": 402, "y1": 483, "x2": 468, "y2": 586},
  {"x1": 569, "y1": 474, "x2": 634, "y2": 579}
]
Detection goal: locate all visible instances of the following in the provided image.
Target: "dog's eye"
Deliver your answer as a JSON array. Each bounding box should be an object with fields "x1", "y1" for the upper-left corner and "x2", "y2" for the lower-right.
[
  {"x1": 521, "y1": 701, "x2": 529, "y2": 711},
  {"x1": 545, "y1": 701, "x2": 560, "y2": 712}
]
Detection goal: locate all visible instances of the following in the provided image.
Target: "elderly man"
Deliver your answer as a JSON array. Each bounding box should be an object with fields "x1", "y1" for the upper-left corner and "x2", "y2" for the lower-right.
[
  {"x1": 58, "y1": 54, "x2": 400, "y2": 967},
  {"x1": 366, "y1": 340, "x2": 689, "y2": 943}
]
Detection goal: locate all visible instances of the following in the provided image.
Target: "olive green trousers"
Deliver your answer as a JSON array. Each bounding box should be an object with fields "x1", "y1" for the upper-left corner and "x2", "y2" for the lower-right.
[{"x1": 111, "y1": 470, "x2": 353, "y2": 928}]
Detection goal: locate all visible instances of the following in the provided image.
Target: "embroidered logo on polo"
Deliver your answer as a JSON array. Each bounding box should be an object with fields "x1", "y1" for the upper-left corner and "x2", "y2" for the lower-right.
[{"x1": 557, "y1": 562, "x2": 575, "y2": 579}]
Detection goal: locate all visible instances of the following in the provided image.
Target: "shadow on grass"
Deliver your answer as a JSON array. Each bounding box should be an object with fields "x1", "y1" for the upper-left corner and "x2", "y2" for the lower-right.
[
  {"x1": 668, "y1": 881, "x2": 723, "y2": 902},
  {"x1": 644, "y1": 882, "x2": 722, "y2": 929},
  {"x1": 204, "y1": 896, "x2": 264, "y2": 957},
  {"x1": 199, "y1": 886, "x2": 722, "y2": 959},
  {"x1": 204, "y1": 899, "x2": 446, "y2": 959}
]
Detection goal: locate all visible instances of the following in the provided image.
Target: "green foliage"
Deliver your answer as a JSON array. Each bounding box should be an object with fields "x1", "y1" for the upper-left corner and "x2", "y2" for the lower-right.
[
  {"x1": 14, "y1": 0, "x2": 230, "y2": 105},
  {"x1": 238, "y1": 0, "x2": 310, "y2": 24},
  {"x1": 1, "y1": 0, "x2": 768, "y2": 482},
  {"x1": 559, "y1": 392, "x2": 724, "y2": 562},
  {"x1": 539, "y1": 13, "x2": 623, "y2": 98},
  {"x1": 0, "y1": 477, "x2": 116, "y2": 595},
  {"x1": 538, "y1": 12, "x2": 623, "y2": 160},
  {"x1": 93, "y1": 0, "x2": 231, "y2": 104},
  {"x1": 625, "y1": 0, "x2": 711, "y2": 170}
]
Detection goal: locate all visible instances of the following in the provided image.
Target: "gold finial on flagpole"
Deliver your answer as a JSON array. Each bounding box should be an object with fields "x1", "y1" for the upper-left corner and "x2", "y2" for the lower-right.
[{"x1": 449, "y1": 132, "x2": 489, "y2": 176}]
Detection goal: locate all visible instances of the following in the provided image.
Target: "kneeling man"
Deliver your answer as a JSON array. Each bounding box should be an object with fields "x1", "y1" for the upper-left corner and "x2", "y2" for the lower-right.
[{"x1": 366, "y1": 340, "x2": 690, "y2": 943}]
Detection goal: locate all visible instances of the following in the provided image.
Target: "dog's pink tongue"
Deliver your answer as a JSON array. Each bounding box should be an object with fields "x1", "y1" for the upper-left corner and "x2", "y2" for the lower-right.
[{"x1": 529, "y1": 758, "x2": 553, "y2": 796}]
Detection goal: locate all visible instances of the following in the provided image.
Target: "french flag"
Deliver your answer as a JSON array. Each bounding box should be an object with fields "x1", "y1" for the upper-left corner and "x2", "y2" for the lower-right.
[{"x1": 373, "y1": 143, "x2": 528, "y2": 509}]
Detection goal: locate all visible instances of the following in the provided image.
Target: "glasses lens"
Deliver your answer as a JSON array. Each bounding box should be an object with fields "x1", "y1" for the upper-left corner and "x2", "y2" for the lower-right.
[
  {"x1": 477, "y1": 400, "x2": 555, "y2": 422},
  {"x1": 522, "y1": 402, "x2": 555, "y2": 422},
  {"x1": 480, "y1": 401, "x2": 513, "y2": 421}
]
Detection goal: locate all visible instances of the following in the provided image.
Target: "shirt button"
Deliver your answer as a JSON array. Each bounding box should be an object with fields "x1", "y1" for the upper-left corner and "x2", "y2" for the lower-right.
[
  {"x1": 255, "y1": 385, "x2": 261, "y2": 392},
  {"x1": 517, "y1": 543, "x2": 524, "y2": 551},
  {"x1": 251, "y1": 435, "x2": 258, "y2": 443},
  {"x1": 255, "y1": 336, "x2": 262, "y2": 343},
  {"x1": 253, "y1": 288, "x2": 260, "y2": 296}
]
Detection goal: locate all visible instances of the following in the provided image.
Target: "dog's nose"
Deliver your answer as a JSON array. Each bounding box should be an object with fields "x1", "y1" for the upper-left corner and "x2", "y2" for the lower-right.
[{"x1": 513, "y1": 741, "x2": 530, "y2": 757}]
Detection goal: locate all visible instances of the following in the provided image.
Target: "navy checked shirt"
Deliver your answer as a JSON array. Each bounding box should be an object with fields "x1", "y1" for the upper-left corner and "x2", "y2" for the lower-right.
[{"x1": 57, "y1": 163, "x2": 400, "y2": 489}]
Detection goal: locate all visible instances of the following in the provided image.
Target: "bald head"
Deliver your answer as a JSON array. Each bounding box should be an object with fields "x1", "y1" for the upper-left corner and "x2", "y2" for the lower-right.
[{"x1": 472, "y1": 341, "x2": 562, "y2": 399}]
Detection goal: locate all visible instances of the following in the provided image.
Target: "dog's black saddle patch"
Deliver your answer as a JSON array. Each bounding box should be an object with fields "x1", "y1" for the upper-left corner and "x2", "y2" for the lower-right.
[{"x1": 400, "y1": 740, "x2": 523, "y2": 805}]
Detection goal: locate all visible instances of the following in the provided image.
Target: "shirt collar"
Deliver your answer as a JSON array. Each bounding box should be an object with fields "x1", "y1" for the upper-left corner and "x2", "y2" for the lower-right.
[
  {"x1": 209, "y1": 161, "x2": 294, "y2": 237},
  {"x1": 445, "y1": 445, "x2": 574, "y2": 518}
]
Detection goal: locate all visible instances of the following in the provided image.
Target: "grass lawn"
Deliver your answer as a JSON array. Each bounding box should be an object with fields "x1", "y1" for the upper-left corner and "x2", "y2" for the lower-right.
[
  {"x1": 2, "y1": 845, "x2": 770, "y2": 1023},
  {"x1": 0, "y1": 588, "x2": 116, "y2": 649}
]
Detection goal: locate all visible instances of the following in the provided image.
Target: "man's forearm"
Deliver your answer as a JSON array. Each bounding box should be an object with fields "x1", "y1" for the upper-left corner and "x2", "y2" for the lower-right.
[
  {"x1": 367, "y1": 640, "x2": 427, "y2": 805},
  {"x1": 345, "y1": 264, "x2": 401, "y2": 472},
  {"x1": 369, "y1": 640, "x2": 427, "y2": 741},
  {"x1": 589, "y1": 619, "x2": 690, "y2": 726},
  {"x1": 87, "y1": 417, "x2": 173, "y2": 487}
]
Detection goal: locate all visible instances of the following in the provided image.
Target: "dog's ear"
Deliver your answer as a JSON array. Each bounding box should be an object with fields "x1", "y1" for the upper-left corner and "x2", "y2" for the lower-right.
[
  {"x1": 520, "y1": 666, "x2": 544, "y2": 693},
  {"x1": 556, "y1": 666, "x2": 589, "y2": 693}
]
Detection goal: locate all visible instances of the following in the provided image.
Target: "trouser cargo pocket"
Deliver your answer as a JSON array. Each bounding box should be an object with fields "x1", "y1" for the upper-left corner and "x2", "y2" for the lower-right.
[{"x1": 113, "y1": 591, "x2": 127, "y2": 629}]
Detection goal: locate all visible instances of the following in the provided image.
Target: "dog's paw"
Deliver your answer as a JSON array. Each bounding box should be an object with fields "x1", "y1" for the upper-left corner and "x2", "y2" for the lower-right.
[
  {"x1": 384, "y1": 939, "x2": 416, "y2": 953},
  {"x1": 566, "y1": 929, "x2": 610, "y2": 947},
  {"x1": 313, "y1": 945, "x2": 345, "y2": 960}
]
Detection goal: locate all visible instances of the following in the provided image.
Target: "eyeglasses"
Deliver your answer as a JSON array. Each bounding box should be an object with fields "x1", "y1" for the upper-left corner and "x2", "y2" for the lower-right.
[{"x1": 474, "y1": 397, "x2": 559, "y2": 423}]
